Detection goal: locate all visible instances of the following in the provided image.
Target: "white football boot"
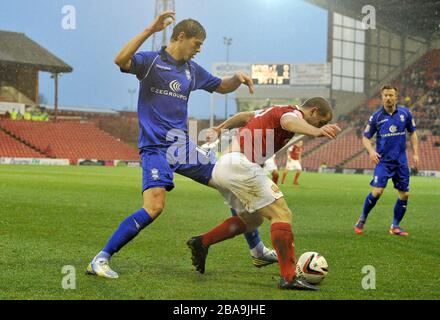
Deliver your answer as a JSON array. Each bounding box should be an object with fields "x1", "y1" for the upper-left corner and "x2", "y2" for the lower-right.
[
  {"x1": 251, "y1": 247, "x2": 278, "y2": 268},
  {"x1": 86, "y1": 257, "x2": 119, "y2": 279}
]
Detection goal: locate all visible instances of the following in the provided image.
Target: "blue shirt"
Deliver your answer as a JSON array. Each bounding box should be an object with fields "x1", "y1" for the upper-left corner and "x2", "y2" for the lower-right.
[
  {"x1": 123, "y1": 47, "x2": 222, "y2": 149},
  {"x1": 364, "y1": 105, "x2": 416, "y2": 165}
]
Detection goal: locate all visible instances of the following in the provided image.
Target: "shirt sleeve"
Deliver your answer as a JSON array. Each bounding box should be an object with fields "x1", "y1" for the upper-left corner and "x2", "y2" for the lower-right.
[
  {"x1": 280, "y1": 110, "x2": 303, "y2": 121},
  {"x1": 406, "y1": 110, "x2": 416, "y2": 133},
  {"x1": 280, "y1": 109, "x2": 304, "y2": 130},
  {"x1": 120, "y1": 51, "x2": 157, "y2": 80},
  {"x1": 191, "y1": 62, "x2": 222, "y2": 93},
  {"x1": 363, "y1": 114, "x2": 377, "y2": 139}
]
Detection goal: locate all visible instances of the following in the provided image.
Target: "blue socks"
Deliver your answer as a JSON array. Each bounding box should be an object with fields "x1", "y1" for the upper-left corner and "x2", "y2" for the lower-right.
[
  {"x1": 230, "y1": 209, "x2": 261, "y2": 250},
  {"x1": 98, "y1": 207, "x2": 266, "y2": 260},
  {"x1": 360, "y1": 192, "x2": 379, "y2": 222},
  {"x1": 359, "y1": 193, "x2": 408, "y2": 227},
  {"x1": 100, "y1": 208, "x2": 153, "y2": 258},
  {"x1": 393, "y1": 198, "x2": 408, "y2": 227}
]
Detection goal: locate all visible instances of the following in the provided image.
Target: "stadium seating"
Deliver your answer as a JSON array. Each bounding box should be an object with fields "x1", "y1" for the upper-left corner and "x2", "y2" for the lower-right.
[
  {"x1": 0, "y1": 120, "x2": 139, "y2": 164},
  {"x1": 0, "y1": 129, "x2": 44, "y2": 158},
  {"x1": 344, "y1": 133, "x2": 440, "y2": 171},
  {"x1": 302, "y1": 127, "x2": 365, "y2": 170},
  {"x1": 301, "y1": 136, "x2": 328, "y2": 156},
  {"x1": 301, "y1": 49, "x2": 440, "y2": 171}
]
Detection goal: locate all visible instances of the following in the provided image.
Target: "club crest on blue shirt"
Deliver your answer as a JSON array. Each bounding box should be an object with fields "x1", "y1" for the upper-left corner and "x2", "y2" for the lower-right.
[
  {"x1": 169, "y1": 80, "x2": 182, "y2": 93},
  {"x1": 389, "y1": 125, "x2": 397, "y2": 133},
  {"x1": 400, "y1": 114, "x2": 405, "y2": 122},
  {"x1": 151, "y1": 168, "x2": 159, "y2": 180}
]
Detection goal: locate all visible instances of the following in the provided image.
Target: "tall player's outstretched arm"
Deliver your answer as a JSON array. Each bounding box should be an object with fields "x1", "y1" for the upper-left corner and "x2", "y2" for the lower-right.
[
  {"x1": 114, "y1": 11, "x2": 176, "y2": 71},
  {"x1": 280, "y1": 116, "x2": 341, "y2": 139},
  {"x1": 362, "y1": 136, "x2": 380, "y2": 165},
  {"x1": 215, "y1": 73, "x2": 254, "y2": 94}
]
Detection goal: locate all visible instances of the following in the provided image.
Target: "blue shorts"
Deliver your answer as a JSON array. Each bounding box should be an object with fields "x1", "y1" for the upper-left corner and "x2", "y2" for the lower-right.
[
  {"x1": 140, "y1": 141, "x2": 217, "y2": 193},
  {"x1": 370, "y1": 162, "x2": 410, "y2": 192}
]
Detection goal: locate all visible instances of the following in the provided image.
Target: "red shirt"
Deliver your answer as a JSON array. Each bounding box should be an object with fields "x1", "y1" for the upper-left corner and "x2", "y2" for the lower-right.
[
  {"x1": 239, "y1": 105, "x2": 304, "y2": 165},
  {"x1": 289, "y1": 145, "x2": 303, "y2": 160}
]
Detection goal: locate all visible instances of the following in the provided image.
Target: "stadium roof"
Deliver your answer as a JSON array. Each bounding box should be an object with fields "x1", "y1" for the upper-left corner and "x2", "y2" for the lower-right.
[
  {"x1": 0, "y1": 30, "x2": 73, "y2": 73},
  {"x1": 42, "y1": 104, "x2": 119, "y2": 115},
  {"x1": 306, "y1": 0, "x2": 440, "y2": 39}
]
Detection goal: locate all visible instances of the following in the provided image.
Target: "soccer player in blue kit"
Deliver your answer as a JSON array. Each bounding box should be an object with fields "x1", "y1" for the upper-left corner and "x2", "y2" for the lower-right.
[
  {"x1": 87, "y1": 11, "x2": 276, "y2": 278},
  {"x1": 354, "y1": 85, "x2": 419, "y2": 236}
]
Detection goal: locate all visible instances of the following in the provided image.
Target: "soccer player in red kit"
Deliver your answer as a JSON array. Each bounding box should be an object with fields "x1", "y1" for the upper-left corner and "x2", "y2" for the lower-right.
[
  {"x1": 187, "y1": 97, "x2": 341, "y2": 290},
  {"x1": 282, "y1": 140, "x2": 304, "y2": 185}
]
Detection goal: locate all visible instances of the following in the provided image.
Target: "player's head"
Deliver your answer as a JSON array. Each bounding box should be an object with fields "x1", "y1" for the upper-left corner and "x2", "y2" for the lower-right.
[
  {"x1": 296, "y1": 140, "x2": 304, "y2": 147},
  {"x1": 380, "y1": 85, "x2": 398, "y2": 108},
  {"x1": 300, "y1": 97, "x2": 333, "y2": 128},
  {"x1": 171, "y1": 19, "x2": 206, "y2": 61}
]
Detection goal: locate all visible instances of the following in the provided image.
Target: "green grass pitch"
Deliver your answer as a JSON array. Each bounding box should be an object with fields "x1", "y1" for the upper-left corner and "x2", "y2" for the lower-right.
[{"x1": 0, "y1": 165, "x2": 439, "y2": 300}]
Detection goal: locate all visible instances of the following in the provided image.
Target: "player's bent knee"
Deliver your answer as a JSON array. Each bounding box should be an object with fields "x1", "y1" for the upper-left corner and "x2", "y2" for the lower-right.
[
  {"x1": 372, "y1": 188, "x2": 384, "y2": 198},
  {"x1": 398, "y1": 191, "x2": 409, "y2": 200},
  {"x1": 143, "y1": 203, "x2": 164, "y2": 219},
  {"x1": 239, "y1": 212, "x2": 264, "y2": 232},
  {"x1": 249, "y1": 214, "x2": 264, "y2": 231},
  {"x1": 258, "y1": 198, "x2": 292, "y2": 223},
  {"x1": 271, "y1": 209, "x2": 292, "y2": 223},
  {"x1": 142, "y1": 188, "x2": 166, "y2": 219}
]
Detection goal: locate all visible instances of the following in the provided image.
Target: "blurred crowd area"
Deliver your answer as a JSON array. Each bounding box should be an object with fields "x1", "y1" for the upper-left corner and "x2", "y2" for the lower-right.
[{"x1": 340, "y1": 64, "x2": 440, "y2": 139}]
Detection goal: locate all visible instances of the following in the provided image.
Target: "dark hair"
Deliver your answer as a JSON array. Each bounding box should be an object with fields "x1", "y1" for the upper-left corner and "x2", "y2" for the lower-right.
[
  {"x1": 171, "y1": 19, "x2": 206, "y2": 41},
  {"x1": 380, "y1": 84, "x2": 398, "y2": 93}
]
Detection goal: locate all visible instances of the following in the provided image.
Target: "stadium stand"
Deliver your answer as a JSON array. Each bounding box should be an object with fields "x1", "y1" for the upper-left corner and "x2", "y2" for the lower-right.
[
  {"x1": 0, "y1": 129, "x2": 44, "y2": 158},
  {"x1": 345, "y1": 133, "x2": 440, "y2": 171},
  {"x1": 302, "y1": 49, "x2": 440, "y2": 171},
  {"x1": 0, "y1": 120, "x2": 139, "y2": 164},
  {"x1": 302, "y1": 127, "x2": 365, "y2": 170}
]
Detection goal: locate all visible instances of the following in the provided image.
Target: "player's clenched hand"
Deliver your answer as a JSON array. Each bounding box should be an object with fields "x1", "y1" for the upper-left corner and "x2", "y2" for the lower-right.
[
  {"x1": 235, "y1": 73, "x2": 254, "y2": 94},
  {"x1": 148, "y1": 11, "x2": 175, "y2": 33},
  {"x1": 369, "y1": 151, "x2": 381, "y2": 165},
  {"x1": 205, "y1": 127, "x2": 220, "y2": 143},
  {"x1": 318, "y1": 123, "x2": 341, "y2": 139}
]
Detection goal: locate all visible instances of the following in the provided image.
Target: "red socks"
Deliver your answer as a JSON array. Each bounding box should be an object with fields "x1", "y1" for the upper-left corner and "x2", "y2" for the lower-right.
[
  {"x1": 202, "y1": 216, "x2": 247, "y2": 247},
  {"x1": 270, "y1": 222, "x2": 296, "y2": 282},
  {"x1": 272, "y1": 171, "x2": 279, "y2": 185}
]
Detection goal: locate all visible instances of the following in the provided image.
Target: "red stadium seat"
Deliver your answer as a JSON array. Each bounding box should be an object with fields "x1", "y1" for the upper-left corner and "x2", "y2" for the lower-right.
[{"x1": 0, "y1": 120, "x2": 139, "y2": 164}]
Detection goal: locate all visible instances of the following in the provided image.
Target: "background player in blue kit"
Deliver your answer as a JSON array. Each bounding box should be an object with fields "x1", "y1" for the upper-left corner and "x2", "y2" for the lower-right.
[
  {"x1": 354, "y1": 85, "x2": 420, "y2": 236},
  {"x1": 86, "y1": 11, "x2": 276, "y2": 278}
]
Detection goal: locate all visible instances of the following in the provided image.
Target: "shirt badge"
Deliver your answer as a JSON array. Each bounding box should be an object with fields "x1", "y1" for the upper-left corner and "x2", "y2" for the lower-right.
[
  {"x1": 151, "y1": 168, "x2": 159, "y2": 180},
  {"x1": 400, "y1": 115, "x2": 405, "y2": 122}
]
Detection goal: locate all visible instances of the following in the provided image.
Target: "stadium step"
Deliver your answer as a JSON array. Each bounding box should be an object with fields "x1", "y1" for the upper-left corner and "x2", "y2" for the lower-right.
[
  {"x1": 302, "y1": 125, "x2": 355, "y2": 162},
  {"x1": 337, "y1": 147, "x2": 368, "y2": 168},
  {"x1": 0, "y1": 126, "x2": 46, "y2": 157}
]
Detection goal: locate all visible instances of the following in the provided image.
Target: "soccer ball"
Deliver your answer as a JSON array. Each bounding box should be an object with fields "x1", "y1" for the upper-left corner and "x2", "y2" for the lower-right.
[{"x1": 296, "y1": 252, "x2": 328, "y2": 284}]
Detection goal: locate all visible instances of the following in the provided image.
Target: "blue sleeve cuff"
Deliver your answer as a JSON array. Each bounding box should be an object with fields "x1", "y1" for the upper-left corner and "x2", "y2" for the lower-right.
[{"x1": 205, "y1": 77, "x2": 222, "y2": 93}]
